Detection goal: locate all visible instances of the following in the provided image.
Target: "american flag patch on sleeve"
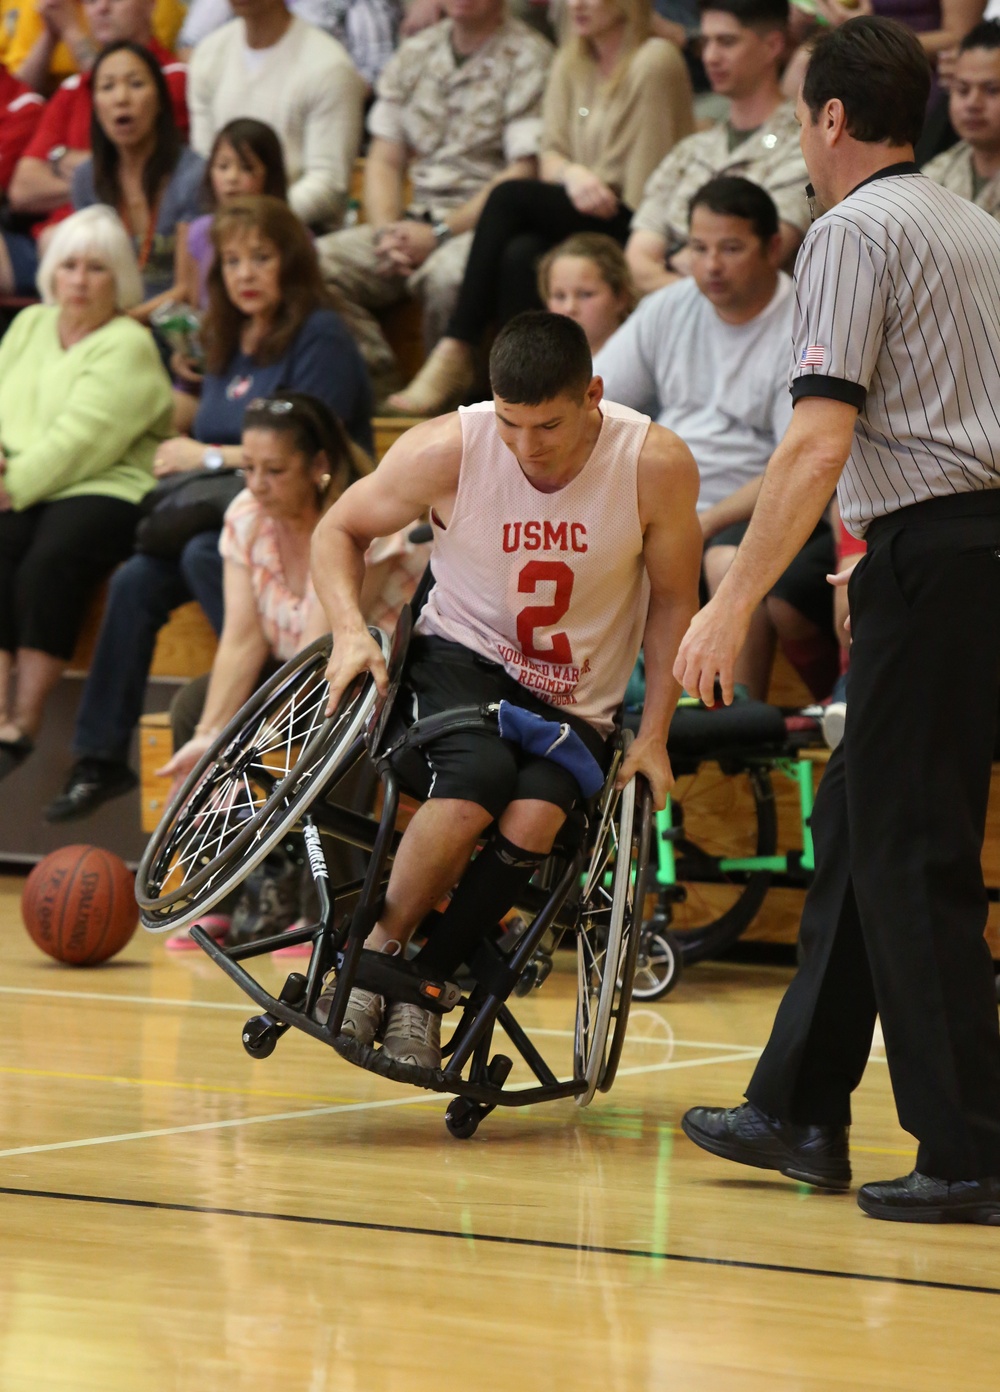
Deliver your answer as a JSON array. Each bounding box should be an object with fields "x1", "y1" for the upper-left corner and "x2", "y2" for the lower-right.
[{"x1": 799, "y1": 345, "x2": 827, "y2": 369}]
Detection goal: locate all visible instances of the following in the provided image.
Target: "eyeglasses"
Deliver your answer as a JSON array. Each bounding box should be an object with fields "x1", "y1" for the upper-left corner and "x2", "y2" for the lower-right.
[{"x1": 247, "y1": 397, "x2": 296, "y2": 415}]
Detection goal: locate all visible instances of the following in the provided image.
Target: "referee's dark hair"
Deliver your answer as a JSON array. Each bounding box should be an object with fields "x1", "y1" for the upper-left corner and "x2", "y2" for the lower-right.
[
  {"x1": 802, "y1": 16, "x2": 931, "y2": 148},
  {"x1": 697, "y1": 0, "x2": 790, "y2": 31},
  {"x1": 489, "y1": 312, "x2": 593, "y2": 406},
  {"x1": 688, "y1": 176, "x2": 780, "y2": 244},
  {"x1": 960, "y1": 18, "x2": 1000, "y2": 52}
]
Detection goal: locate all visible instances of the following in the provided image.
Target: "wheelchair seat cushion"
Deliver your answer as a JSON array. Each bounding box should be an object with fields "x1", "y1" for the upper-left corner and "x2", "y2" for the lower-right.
[{"x1": 384, "y1": 635, "x2": 608, "y2": 819}]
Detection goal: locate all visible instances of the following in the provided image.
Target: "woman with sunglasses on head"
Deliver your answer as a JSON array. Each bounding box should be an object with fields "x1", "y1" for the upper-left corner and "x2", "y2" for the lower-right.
[
  {"x1": 155, "y1": 393, "x2": 429, "y2": 948},
  {"x1": 71, "y1": 41, "x2": 205, "y2": 321}
]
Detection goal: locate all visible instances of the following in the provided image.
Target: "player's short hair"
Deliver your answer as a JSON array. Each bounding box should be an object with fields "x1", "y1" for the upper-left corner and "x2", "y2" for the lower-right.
[
  {"x1": 960, "y1": 19, "x2": 1000, "y2": 53},
  {"x1": 802, "y1": 16, "x2": 930, "y2": 148},
  {"x1": 688, "y1": 176, "x2": 780, "y2": 243},
  {"x1": 697, "y1": 0, "x2": 790, "y2": 32},
  {"x1": 489, "y1": 312, "x2": 594, "y2": 406}
]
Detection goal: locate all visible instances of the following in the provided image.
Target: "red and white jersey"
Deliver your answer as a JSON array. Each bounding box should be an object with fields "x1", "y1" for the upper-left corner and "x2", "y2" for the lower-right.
[{"x1": 415, "y1": 399, "x2": 651, "y2": 734}]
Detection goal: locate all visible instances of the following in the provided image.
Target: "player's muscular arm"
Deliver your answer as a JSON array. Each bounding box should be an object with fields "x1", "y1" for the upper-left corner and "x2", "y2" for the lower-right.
[
  {"x1": 617, "y1": 424, "x2": 701, "y2": 809},
  {"x1": 311, "y1": 413, "x2": 461, "y2": 711}
]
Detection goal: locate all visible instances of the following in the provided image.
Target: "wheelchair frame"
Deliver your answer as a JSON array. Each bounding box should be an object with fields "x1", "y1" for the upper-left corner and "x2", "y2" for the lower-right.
[{"x1": 136, "y1": 626, "x2": 654, "y2": 1138}]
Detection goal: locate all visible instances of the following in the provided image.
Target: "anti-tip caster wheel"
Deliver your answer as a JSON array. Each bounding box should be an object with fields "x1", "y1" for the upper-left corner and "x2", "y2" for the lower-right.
[
  {"x1": 445, "y1": 1098, "x2": 481, "y2": 1140},
  {"x1": 631, "y1": 925, "x2": 684, "y2": 1002},
  {"x1": 242, "y1": 1014, "x2": 279, "y2": 1059}
]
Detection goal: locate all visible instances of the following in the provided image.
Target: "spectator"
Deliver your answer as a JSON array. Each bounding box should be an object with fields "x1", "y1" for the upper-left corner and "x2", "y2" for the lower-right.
[
  {"x1": 597, "y1": 177, "x2": 835, "y2": 699},
  {"x1": 176, "y1": 117, "x2": 288, "y2": 310},
  {"x1": 538, "y1": 230, "x2": 636, "y2": 352},
  {"x1": 43, "y1": 196, "x2": 374, "y2": 820},
  {"x1": 71, "y1": 41, "x2": 203, "y2": 314},
  {"x1": 178, "y1": 0, "x2": 401, "y2": 89},
  {"x1": 626, "y1": 0, "x2": 809, "y2": 297},
  {"x1": 0, "y1": 206, "x2": 172, "y2": 780},
  {"x1": 164, "y1": 194, "x2": 373, "y2": 458},
  {"x1": 7, "y1": 0, "x2": 188, "y2": 236},
  {"x1": 5, "y1": 0, "x2": 183, "y2": 94},
  {"x1": 923, "y1": 19, "x2": 1000, "y2": 215},
  {"x1": 796, "y1": 0, "x2": 986, "y2": 160},
  {"x1": 151, "y1": 393, "x2": 429, "y2": 949},
  {"x1": 188, "y1": 0, "x2": 367, "y2": 230},
  {"x1": 0, "y1": 62, "x2": 44, "y2": 192},
  {"x1": 0, "y1": 64, "x2": 45, "y2": 293},
  {"x1": 316, "y1": 0, "x2": 552, "y2": 398},
  {"x1": 387, "y1": 0, "x2": 695, "y2": 415}
]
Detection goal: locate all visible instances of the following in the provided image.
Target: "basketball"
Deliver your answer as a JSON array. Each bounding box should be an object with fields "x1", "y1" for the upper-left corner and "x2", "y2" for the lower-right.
[{"x1": 21, "y1": 845, "x2": 139, "y2": 965}]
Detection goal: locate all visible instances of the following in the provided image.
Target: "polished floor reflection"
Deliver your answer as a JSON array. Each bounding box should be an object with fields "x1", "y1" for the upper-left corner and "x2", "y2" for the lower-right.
[{"x1": 0, "y1": 873, "x2": 998, "y2": 1392}]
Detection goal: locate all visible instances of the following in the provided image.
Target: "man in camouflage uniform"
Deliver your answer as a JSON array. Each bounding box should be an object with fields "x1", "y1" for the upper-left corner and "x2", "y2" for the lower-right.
[
  {"x1": 316, "y1": 0, "x2": 552, "y2": 398},
  {"x1": 626, "y1": 0, "x2": 809, "y2": 296},
  {"x1": 924, "y1": 21, "x2": 1000, "y2": 222}
]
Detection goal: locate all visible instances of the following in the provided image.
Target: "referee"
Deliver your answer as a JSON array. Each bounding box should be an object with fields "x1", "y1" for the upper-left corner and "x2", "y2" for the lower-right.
[{"x1": 675, "y1": 16, "x2": 1000, "y2": 1222}]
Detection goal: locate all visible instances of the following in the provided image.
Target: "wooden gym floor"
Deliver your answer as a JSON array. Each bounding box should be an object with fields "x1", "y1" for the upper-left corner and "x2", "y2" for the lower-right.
[{"x1": 0, "y1": 872, "x2": 998, "y2": 1391}]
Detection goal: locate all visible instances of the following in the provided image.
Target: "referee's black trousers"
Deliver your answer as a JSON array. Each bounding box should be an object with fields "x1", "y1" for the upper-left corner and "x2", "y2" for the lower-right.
[{"x1": 746, "y1": 491, "x2": 1000, "y2": 1180}]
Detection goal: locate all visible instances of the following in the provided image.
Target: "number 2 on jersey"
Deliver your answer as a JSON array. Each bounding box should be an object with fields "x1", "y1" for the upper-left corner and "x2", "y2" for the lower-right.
[{"x1": 516, "y1": 561, "x2": 574, "y2": 664}]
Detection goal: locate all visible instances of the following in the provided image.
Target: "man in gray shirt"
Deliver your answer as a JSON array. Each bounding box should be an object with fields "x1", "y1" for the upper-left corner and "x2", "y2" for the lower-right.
[
  {"x1": 598, "y1": 176, "x2": 834, "y2": 699},
  {"x1": 677, "y1": 18, "x2": 1000, "y2": 1223}
]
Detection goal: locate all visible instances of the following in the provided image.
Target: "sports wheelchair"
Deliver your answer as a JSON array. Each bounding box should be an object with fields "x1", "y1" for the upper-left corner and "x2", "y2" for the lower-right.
[
  {"x1": 135, "y1": 615, "x2": 654, "y2": 1139},
  {"x1": 509, "y1": 697, "x2": 824, "y2": 1007}
]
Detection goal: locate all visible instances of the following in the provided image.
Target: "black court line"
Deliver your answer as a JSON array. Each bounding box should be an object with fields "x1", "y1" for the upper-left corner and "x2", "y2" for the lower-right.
[{"x1": 1, "y1": 1184, "x2": 998, "y2": 1297}]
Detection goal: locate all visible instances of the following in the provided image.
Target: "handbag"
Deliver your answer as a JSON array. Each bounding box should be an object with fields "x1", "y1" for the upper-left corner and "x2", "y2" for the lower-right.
[{"x1": 134, "y1": 467, "x2": 244, "y2": 560}]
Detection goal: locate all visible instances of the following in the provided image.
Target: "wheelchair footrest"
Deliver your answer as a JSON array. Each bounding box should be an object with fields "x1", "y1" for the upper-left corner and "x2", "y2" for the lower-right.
[{"x1": 332, "y1": 1033, "x2": 447, "y2": 1090}]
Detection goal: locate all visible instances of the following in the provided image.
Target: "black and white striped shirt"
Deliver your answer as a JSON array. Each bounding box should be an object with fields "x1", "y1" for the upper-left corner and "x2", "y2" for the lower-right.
[{"x1": 789, "y1": 164, "x2": 1000, "y2": 536}]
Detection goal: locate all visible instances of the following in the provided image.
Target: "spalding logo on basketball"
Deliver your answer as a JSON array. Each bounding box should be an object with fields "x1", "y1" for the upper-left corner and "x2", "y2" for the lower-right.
[{"x1": 22, "y1": 845, "x2": 139, "y2": 965}]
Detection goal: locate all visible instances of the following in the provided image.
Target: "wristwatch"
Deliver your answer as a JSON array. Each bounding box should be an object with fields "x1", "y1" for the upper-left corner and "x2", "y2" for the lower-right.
[
  {"x1": 431, "y1": 219, "x2": 452, "y2": 246},
  {"x1": 47, "y1": 144, "x2": 68, "y2": 179},
  {"x1": 201, "y1": 448, "x2": 225, "y2": 472}
]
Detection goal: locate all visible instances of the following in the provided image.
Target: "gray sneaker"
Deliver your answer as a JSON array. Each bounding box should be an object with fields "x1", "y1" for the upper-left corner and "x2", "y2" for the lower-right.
[
  {"x1": 313, "y1": 980, "x2": 384, "y2": 1041},
  {"x1": 381, "y1": 1001, "x2": 441, "y2": 1069}
]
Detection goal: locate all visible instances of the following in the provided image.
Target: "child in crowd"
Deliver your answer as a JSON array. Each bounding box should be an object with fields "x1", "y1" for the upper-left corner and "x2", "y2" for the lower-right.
[
  {"x1": 537, "y1": 232, "x2": 636, "y2": 355},
  {"x1": 177, "y1": 118, "x2": 289, "y2": 311}
]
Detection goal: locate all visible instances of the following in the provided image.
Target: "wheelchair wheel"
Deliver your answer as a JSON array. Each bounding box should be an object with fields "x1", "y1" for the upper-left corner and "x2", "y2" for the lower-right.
[
  {"x1": 574, "y1": 740, "x2": 654, "y2": 1106},
  {"x1": 655, "y1": 763, "x2": 776, "y2": 966},
  {"x1": 630, "y1": 924, "x2": 683, "y2": 1002},
  {"x1": 136, "y1": 632, "x2": 387, "y2": 933}
]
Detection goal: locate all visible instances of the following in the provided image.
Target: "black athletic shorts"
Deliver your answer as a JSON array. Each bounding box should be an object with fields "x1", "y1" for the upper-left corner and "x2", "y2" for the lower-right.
[
  {"x1": 704, "y1": 519, "x2": 835, "y2": 632},
  {"x1": 387, "y1": 636, "x2": 609, "y2": 820}
]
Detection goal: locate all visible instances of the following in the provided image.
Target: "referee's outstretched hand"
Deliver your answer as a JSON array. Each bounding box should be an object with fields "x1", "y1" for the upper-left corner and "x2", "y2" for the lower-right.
[{"x1": 673, "y1": 595, "x2": 752, "y2": 708}]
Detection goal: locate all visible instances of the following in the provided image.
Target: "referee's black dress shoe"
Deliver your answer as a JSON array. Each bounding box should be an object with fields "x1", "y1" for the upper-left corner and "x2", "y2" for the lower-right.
[
  {"x1": 858, "y1": 1171, "x2": 1000, "y2": 1223},
  {"x1": 681, "y1": 1102, "x2": 851, "y2": 1191}
]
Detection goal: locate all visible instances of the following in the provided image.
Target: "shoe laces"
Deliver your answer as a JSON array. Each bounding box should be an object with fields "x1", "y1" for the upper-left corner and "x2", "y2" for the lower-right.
[{"x1": 388, "y1": 1002, "x2": 438, "y2": 1043}]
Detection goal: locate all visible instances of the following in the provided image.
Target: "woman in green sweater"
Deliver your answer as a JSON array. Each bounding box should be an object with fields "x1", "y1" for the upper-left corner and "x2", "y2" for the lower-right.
[{"x1": 0, "y1": 204, "x2": 173, "y2": 778}]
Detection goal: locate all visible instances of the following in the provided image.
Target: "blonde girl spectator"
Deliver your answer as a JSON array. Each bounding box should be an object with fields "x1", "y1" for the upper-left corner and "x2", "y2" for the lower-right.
[{"x1": 537, "y1": 230, "x2": 636, "y2": 353}]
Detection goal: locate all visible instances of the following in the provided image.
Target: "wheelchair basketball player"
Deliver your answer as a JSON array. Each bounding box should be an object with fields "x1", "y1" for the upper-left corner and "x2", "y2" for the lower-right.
[{"x1": 308, "y1": 311, "x2": 702, "y2": 1069}]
